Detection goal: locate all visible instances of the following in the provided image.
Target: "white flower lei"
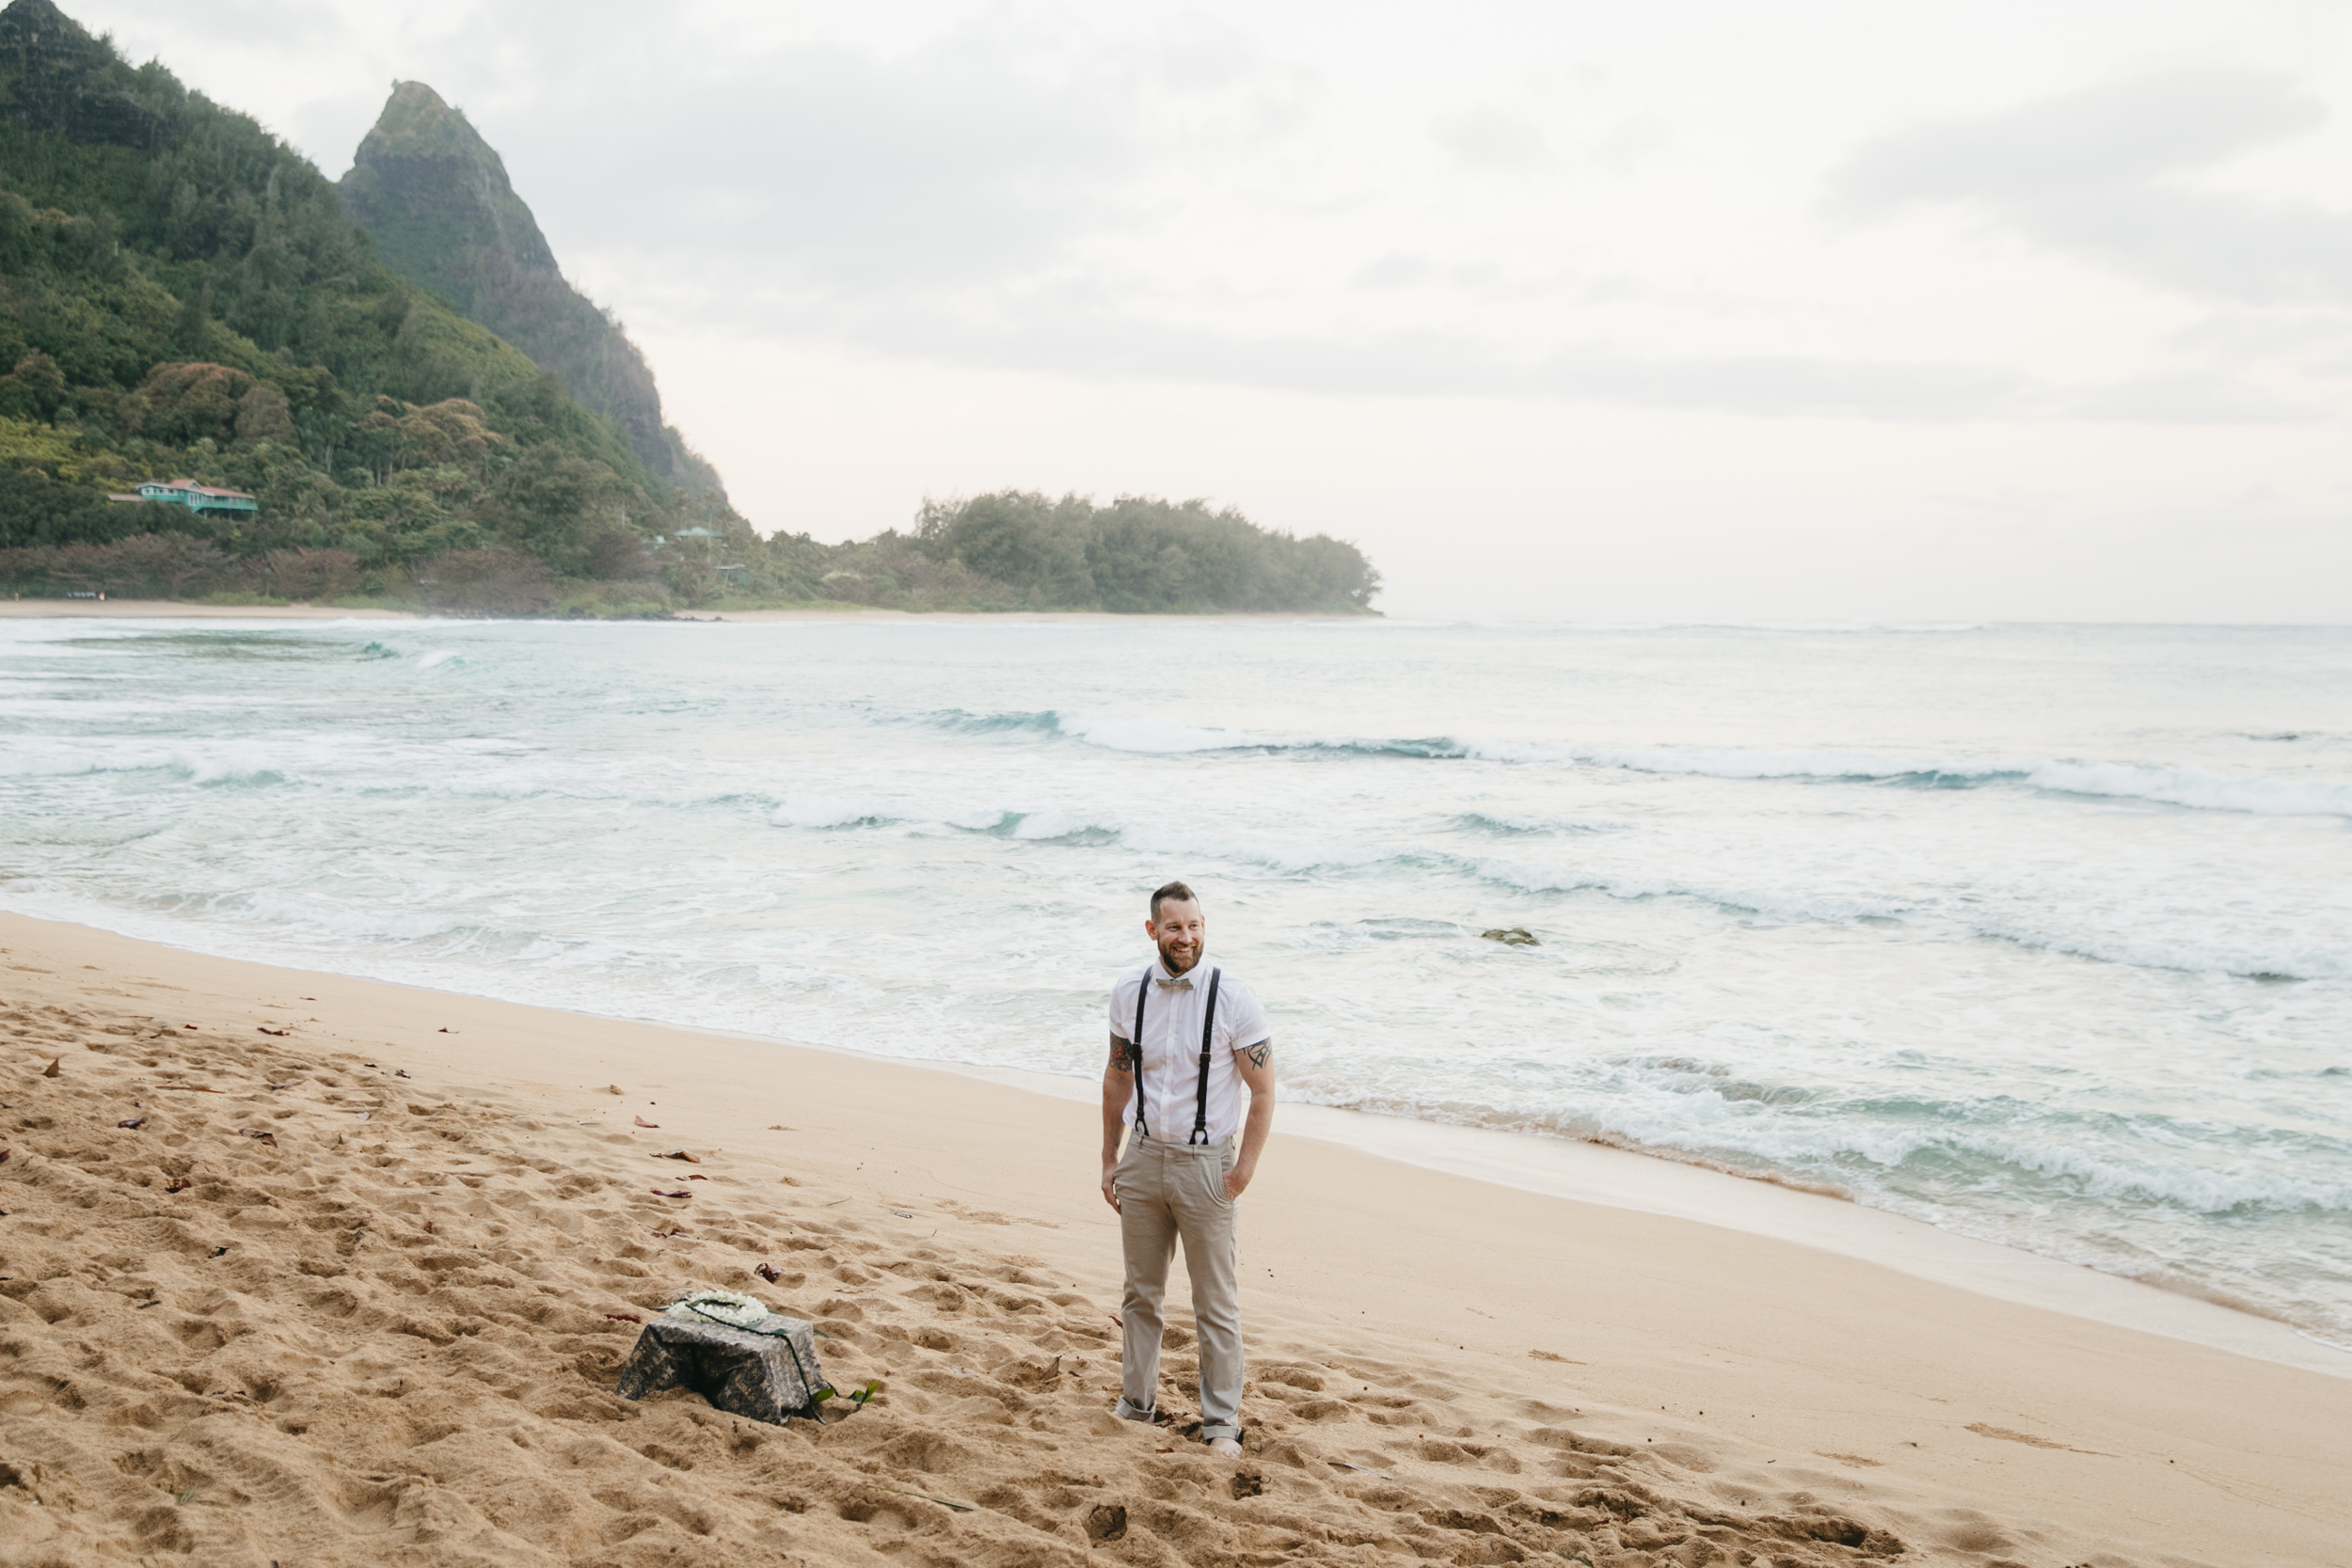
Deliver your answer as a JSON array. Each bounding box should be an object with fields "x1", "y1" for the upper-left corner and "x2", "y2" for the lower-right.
[{"x1": 666, "y1": 1287, "x2": 783, "y2": 1334}]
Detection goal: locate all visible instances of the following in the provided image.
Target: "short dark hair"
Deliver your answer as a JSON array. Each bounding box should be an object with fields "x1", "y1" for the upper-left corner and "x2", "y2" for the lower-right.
[{"x1": 1150, "y1": 880, "x2": 1199, "y2": 918}]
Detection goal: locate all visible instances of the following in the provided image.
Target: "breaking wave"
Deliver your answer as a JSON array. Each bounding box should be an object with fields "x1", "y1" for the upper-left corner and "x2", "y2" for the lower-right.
[{"x1": 919, "y1": 709, "x2": 2352, "y2": 817}]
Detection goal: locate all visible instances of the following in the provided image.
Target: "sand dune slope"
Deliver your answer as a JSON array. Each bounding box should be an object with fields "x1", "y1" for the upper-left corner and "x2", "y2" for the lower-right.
[{"x1": 0, "y1": 992, "x2": 1961, "y2": 1567}]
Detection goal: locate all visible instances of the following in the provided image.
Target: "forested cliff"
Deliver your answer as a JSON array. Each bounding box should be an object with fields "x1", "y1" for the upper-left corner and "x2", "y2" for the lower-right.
[
  {"x1": 0, "y1": 0, "x2": 750, "y2": 609},
  {"x1": 0, "y1": 0, "x2": 1378, "y2": 612}
]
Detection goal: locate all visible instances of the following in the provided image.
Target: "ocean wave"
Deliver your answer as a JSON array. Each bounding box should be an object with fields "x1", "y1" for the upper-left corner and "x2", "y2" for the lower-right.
[
  {"x1": 761, "y1": 790, "x2": 2344, "y2": 979},
  {"x1": 1496, "y1": 746, "x2": 2352, "y2": 816},
  {"x1": 1048, "y1": 711, "x2": 1469, "y2": 758},
  {"x1": 925, "y1": 707, "x2": 1470, "y2": 758},
  {"x1": 1945, "y1": 1130, "x2": 2352, "y2": 1217},
  {"x1": 1452, "y1": 812, "x2": 1624, "y2": 836},
  {"x1": 8, "y1": 733, "x2": 2333, "y2": 980},
  {"x1": 0, "y1": 740, "x2": 298, "y2": 787},
  {"x1": 1442, "y1": 850, "x2": 1914, "y2": 926},
  {"x1": 1472, "y1": 856, "x2": 2345, "y2": 981},
  {"x1": 1285, "y1": 1066, "x2": 2352, "y2": 1220},
  {"x1": 228, "y1": 887, "x2": 492, "y2": 946},
  {"x1": 770, "y1": 798, "x2": 898, "y2": 830},
  {"x1": 1965, "y1": 918, "x2": 2345, "y2": 985},
  {"x1": 1323, "y1": 843, "x2": 2344, "y2": 980},
  {"x1": 915, "y1": 708, "x2": 2352, "y2": 818},
  {"x1": 0, "y1": 739, "x2": 138, "y2": 778},
  {"x1": 1052, "y1": 714, "x2": 1276, "y2": 753},
  {"x1": 1689, "y1": 1096, "x2": 2352, "y2": 1219},
  {"x1": 927, "y1": 707, "x2": 1062, "y2": 736},
  {"x1": 2018, "y1": 760, "x2": 2352, "y2": 816},
  {"x1": 1366, "y1": 1056, "x2": 2352, "y2": 1219},
  {"x1": 1003, "y1": 809, "x2": 1120, "y2": 844}
]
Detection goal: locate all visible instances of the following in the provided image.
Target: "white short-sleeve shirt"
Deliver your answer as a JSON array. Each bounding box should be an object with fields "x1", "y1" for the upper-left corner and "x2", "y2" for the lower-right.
[{"x1": 1108, "y1": 957, "x2": 1270, "y2": 1147}]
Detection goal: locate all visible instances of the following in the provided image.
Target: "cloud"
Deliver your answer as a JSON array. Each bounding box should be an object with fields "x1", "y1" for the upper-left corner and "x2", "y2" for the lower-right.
[
  {"x1": 520, "y1": 27, "x2": 1154, "y2": 294},
  {"x1": 1591, "y1": 115, "x2": 1672, "y2": 172},
  {"x1": 672, "y1": 289, "x2": 2041, "y2": 421},
  {"x1": 91, "y1": 0, "x2": 2344, "y2": 428},
  {"x1": 2066, "y1": 370, "x2": 2321, "y2": 424},
  {"x1": 529, "y1": 39, "x2": 2328, "y2": 426},
  {"x1": 1430, "y1": 106, "x2": 1554, "y2": 170},
  {"x1": 1353, "y1": 252, "x2": 1435, "y2": 289},
  {"x1": 1830, "y1": 68, "x2": 2323, "y2": 202},
  {"x1": 1828, "y1": 68, "x2": 2352, "y2": 304}
]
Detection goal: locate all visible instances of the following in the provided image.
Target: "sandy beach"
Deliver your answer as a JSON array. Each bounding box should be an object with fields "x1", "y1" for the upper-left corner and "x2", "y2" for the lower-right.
[{"x1": 2, "y1": 912, "x2": 2345, "y2": 1566}]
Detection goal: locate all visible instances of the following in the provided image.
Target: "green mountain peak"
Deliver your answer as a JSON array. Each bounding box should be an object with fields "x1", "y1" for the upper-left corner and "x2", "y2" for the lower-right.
[
  {"x1": 341, "y1": 81, "x2": 559, "y2": 289},
  {"x1": 339, "y1": 82, "x2": 723, "y2": 499}
]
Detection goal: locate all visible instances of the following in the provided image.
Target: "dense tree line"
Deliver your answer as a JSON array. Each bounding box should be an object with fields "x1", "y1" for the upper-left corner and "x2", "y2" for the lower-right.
[
  {"x1": 922, "y1": 491, "x2": 1378, "y2": 611},
  {"x1": 751, "y1": 492, "x2": 1379, "y2": 612}
]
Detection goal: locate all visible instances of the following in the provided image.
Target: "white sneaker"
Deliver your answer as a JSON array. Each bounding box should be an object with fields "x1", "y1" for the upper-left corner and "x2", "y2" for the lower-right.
[{"x1": 1206, "y1": 1436, "x2": 1243, "y2": 1457}]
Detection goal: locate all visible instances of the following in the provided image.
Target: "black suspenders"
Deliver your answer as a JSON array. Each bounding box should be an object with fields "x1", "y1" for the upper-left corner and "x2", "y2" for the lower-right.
[
  {"x1": 1189, "y1": 968, "x2": 1222, "y2": 1146},
  {"x1": 1128, "y1": 965, "x2": 1221, "y2": 1145},
  {"x1": 1129, "y1": 977, "x2": 1152, "y2": 1137}
]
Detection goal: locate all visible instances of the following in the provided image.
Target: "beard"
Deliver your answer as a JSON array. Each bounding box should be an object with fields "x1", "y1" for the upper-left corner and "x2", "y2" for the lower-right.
[{"x1": 1156, "y1": 931, "x2": 1202, "y2": 974}]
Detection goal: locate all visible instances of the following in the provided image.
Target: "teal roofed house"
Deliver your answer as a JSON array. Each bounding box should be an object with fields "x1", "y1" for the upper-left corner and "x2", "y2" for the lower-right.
[{"x1": 106, "y1": 480, "x2": 259, "y2": 517}]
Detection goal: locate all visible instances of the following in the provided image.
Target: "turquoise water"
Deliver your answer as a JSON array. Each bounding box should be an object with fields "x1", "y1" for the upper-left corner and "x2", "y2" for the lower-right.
[{"x1": 3, "y1": 616, "x2": 2347, "y2": 1341}]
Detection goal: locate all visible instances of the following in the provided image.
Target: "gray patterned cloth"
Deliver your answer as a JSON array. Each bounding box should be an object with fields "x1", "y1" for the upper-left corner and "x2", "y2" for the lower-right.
[{"x1": 613, "y1": 1313, "x2": 832, "y2": 1424}]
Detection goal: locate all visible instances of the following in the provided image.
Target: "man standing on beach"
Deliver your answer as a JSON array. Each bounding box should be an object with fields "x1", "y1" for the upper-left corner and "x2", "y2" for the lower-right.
[{"x1": 1100, "y1": 880, "x2": 1276, "y2": 1458}]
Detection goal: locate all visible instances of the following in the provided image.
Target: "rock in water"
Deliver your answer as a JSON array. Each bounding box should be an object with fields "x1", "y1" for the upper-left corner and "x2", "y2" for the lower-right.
[{"x1": 1480, "y1": 927, "x2": 1539, "y2": 946}]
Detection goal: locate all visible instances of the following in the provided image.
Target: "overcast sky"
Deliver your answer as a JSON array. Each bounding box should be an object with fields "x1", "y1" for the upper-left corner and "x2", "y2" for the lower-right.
[{"x1": 68, "y1": 0, "x2": 2352, "y2": 620}]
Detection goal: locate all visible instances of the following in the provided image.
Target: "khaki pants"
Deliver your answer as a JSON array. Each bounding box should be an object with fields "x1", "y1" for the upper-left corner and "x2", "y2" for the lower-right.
[{"x1": 1112, "y1": 1132, "x2": 1243, "y2": 1441}]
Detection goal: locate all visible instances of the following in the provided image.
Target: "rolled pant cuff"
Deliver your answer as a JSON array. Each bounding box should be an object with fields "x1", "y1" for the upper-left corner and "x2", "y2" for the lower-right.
[
  {"x1": 1114, "y1": 1396, "x2": 1158, "y2": 1423},
  {"x1": 1199, "y1": 1422, "x2": 1241, "y2": 1442}
]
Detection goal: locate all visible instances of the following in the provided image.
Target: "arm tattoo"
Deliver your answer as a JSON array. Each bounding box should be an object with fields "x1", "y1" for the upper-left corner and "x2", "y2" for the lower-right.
[
  {"x1": 1108, "y1": 1034, "x2": 1134, "y2": 1072},
  {"x1": 1243, "y1": 1040, "x2": 1272, "y2": 1070}
]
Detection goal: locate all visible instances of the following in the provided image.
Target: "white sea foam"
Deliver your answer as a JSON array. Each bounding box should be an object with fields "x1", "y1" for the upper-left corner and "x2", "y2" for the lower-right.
[{"x1": 234, "y1": 887, "x2": 483, "y2": 945}]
